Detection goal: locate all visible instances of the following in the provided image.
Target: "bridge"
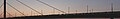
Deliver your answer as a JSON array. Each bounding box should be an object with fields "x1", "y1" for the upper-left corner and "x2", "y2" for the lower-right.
[
  {"x1": 0, "y1": 0, "x2": 120, "y2": 19},
  {"x1": 0, "y1": 11, "x2": 119, "y2": 19}
]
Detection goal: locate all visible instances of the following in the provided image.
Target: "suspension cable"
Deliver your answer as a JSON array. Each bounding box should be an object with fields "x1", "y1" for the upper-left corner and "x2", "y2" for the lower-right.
[
  {"x1": 6, "y1": 11, "x2": 12, "y2": 16},
  {"x1": 16, "y1": 0, "x2": 43, "y2": 15},
  {"x1": 36, "y1": 0, "x2": 66, "y2": 13},
  {"x1": 7, "y1": 3, "x2": 25, "y2": 16},
  {"x1": 0, "y1": 3, "x2": 4, "y2": 9}
]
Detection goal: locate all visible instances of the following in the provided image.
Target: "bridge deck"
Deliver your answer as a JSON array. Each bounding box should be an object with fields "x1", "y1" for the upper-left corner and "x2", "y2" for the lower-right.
[{"x1": 0, "y1": 11, "x2": 120, "y2": 19}]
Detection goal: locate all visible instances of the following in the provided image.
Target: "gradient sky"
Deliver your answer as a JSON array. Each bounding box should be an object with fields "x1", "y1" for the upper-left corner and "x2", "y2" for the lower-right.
[
  {"x1": 0, "y1": 0, "x2": 4, "y2": 18},
  {"x1": 0, "y1": 0, "x2": 119, "y2": 17},
  {"x1": 7, "y1": 0, "x2": 120, "y2": 12}
]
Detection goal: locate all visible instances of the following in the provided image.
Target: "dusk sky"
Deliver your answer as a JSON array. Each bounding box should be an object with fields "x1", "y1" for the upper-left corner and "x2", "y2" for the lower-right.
[
  {"x1": 7, "y1": 0, "x2": 120, "y2": 12},
  {"x1": 0, "y1": 0, "x2": 4, "y2": 18},
  {"x1": 0, "y1": 0, "x2": 120, "y2": 17}
]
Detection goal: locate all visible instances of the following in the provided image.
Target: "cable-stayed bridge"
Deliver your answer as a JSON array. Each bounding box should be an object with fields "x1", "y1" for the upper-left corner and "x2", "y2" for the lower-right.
[{"x1": 0, "y1": 0, "x2": 120, "y2": 19}]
